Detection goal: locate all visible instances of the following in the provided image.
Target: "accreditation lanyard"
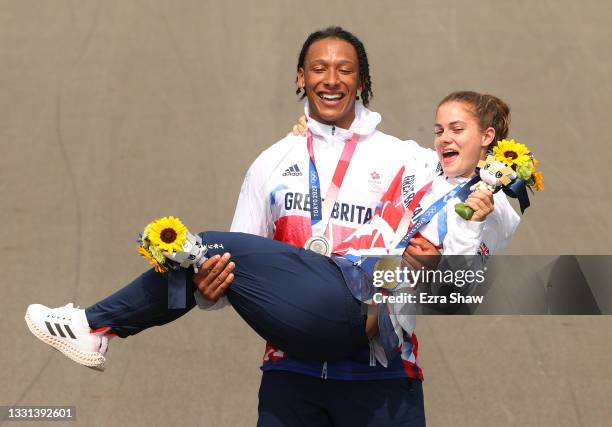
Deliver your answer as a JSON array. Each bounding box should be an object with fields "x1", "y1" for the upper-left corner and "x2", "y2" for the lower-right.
[
  {"x1": 394, "y1": 175, "x2": 480, "y2": 250},
  {"x1": 306, "y1": 129, "x2": 360, "y2": 237}
]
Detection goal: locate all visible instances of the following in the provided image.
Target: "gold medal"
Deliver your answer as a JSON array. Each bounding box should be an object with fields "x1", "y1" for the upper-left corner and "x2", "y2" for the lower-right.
[{"x1": 373, "y1": 257, "x2": 403, "y2": 290}]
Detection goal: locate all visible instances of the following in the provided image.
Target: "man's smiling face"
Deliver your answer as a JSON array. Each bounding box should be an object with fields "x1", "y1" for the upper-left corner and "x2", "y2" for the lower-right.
[{"x1": 297, "y1": 38, "x2": 361, "y2": 130}]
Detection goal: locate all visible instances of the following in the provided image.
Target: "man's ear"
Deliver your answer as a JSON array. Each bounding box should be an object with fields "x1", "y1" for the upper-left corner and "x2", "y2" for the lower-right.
[{"x1": 297, "y1": 68, "x2": 305, "y2": 91}]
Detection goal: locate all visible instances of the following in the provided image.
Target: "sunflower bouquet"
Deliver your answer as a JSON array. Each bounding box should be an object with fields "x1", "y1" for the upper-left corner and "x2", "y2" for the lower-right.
[
  {"x1": 137, "y1": 216, "x2": 207, "y2": 273},
  {"x1": 455, "y1": 139, "x2": 543, "y2": 220},
  {"x1": 493, "y1": 139, "x2": 544, "y2": 191}
]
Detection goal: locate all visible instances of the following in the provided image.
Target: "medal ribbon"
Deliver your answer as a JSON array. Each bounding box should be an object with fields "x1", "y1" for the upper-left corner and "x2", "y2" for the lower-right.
[
  {"x1": 356, "y1": 175, "x2": 479, "y2": 275},
  {"x1": 389, "y1": 179, "x2": 433, "y2": 248},
  {"x1": 395, "y1": 175, "x2": 480, "y2": 249},
  {"x1": 306, "y1": 129, "x2": 360, "y2": 239}
]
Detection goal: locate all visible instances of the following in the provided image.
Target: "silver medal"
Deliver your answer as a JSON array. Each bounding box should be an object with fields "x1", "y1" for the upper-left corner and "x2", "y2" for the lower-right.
[{"x1": 304, "y1": 235, "x2": 331, "y2": 256}]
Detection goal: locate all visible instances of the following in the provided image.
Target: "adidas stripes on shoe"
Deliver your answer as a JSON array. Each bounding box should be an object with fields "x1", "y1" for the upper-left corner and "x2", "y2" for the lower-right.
[{"x1": 25, "y1": 303, "x2": 111, "y2": 371}]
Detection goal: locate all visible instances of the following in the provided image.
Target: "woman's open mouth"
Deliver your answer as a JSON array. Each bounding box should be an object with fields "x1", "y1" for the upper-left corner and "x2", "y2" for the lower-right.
[{"x1": 441, "y1": 149, "x2": 459, "y2": 165}]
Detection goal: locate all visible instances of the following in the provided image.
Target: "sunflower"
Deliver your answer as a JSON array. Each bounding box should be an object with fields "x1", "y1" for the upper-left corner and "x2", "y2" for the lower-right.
[
  {"x1": 137, "y1": 246, "x2": 168, "y2": 273},
  {"x1": 533, "y1": 171, "x2": 544, "y2": 191},
  {"x1": 145, "y1": 216, "x2": 188, "y2": 253},
  {"x1": 493, "y1": 139, "x2": 531, "y2": 168}
]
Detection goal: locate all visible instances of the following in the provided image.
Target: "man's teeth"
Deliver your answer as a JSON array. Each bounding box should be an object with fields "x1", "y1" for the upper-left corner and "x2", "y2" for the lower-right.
[
  {"x1": 442, "y1": 150, "x2": 458, "y2": 158},
  {"x1": 320, "y1": 94, "x2": 342, "y2": 100}
]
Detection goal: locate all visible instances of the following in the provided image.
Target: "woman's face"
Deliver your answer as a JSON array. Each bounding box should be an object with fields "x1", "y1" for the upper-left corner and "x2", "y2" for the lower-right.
[{"x1": 434, "y1": 101, "x2": 494, "y2": 178}]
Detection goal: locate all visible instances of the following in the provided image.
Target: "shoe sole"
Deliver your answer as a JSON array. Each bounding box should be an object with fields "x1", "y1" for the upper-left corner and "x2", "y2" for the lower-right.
[{"x1": 24, "y1": 311, "x2": 106, "y2": 371}]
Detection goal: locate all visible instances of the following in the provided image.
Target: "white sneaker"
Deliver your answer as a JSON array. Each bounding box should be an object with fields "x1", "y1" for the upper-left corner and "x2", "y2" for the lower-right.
[{"x1": 25, "y1": 303, "x2": 110, "y2": 371}]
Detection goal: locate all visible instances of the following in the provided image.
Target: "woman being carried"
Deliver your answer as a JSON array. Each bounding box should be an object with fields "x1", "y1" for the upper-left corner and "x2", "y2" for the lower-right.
[{"x1": 25, "y1": 91, "x2": 534, "y2": 371}]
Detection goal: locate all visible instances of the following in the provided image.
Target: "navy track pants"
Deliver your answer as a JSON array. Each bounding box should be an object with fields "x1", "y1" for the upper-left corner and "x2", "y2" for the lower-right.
[
  {"x1": 258, "y1": 371, "x2": 425, "y2": 427},
  {"x1": 86, "y1": 231, "x2": 368, "y2": 361}
]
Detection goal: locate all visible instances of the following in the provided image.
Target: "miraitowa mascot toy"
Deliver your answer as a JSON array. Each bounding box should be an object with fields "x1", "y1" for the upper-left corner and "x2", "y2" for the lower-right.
[
  {"x1": 455, "y1": 155, "x2": 521, "y2": 220},
  {"x1": 165, "y1": 232, "x2": 208, "y2": 271}
]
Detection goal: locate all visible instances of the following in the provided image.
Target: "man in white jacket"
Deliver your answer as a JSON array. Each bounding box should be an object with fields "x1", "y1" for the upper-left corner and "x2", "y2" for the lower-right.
[{"x1": 195, "y1": 26, "x2": 442, "y2": 426}]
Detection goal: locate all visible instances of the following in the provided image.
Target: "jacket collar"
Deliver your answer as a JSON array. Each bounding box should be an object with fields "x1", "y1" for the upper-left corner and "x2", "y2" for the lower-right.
[
  {"x1": 303, "y1": 100, "x2": 382, "y2": 140},
  {"x1": 445, "y1": 174, "x2": 474, "y2": 186}
]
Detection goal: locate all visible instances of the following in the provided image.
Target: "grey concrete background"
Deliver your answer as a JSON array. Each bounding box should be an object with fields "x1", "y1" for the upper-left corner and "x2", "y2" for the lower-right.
[{"x1": 1, "y1": 0, "x2": 611, "y2": 426}]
